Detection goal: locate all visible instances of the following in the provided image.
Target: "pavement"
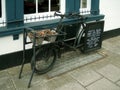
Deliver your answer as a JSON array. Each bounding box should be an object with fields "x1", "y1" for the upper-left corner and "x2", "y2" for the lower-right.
[{"x1": 0, "y1": 35, "x2": 120, "y2": 90}]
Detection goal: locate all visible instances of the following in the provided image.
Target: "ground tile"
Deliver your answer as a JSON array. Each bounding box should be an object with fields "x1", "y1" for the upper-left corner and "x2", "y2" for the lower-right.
[
  {"x1": 103, "y1": 40, "x2": 120, "y2": 55},
  {"x1": 0, "y1": 71, "x2": 15, "y2": 90},
  {"x1": 97, "y1": 64, "x2": 120, "y2": 82},
  {"x1": 47, "y1": 52, "x2": 103, "y2": 78},
  {"x1": 0, "y1": 70, "x2": 9, "y2": 79},
  {"x1": 11, "y1": 72, "x2": 48, "y2": 89},
  {"x1": 0, "y1": 70, "x2": 15, "y2": 90},
  {"x1": 116, "y1": 81, "x2": 120, "y2": 87},
  {"x1": 31, "y1": 74, "x2": 86, "y2": 90},
  {"x1": 70, "y1": 68, "x2": 102, "y2": 86},
  {"x1": 0, "y1": 79, "x2": 15, "y2": 90},
  {"x1": 7, "y1": 64, "x2": 31, "y2": 77},
  {"x1": 86, "y1": 78, "x2": 120, "y2": 90}
]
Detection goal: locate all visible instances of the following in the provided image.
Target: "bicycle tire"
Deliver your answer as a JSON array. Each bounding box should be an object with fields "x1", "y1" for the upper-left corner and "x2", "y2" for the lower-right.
[{"x1": 31, "y1": 46, "x2": 57, "y2": 74}]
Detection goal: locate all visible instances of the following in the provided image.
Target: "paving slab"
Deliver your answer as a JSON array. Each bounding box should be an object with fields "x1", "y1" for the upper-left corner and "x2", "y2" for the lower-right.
[
  {"x1": 11, "y1": 72, "x2": 48, "y2": 89},
  {"x1": 7, "y1": 64, "x2": 31, "y2": 77},
  {"x1": 86, "y1": 78, "x2": 120, "y2": 90},
  {"x1": 102, "y1": 36, "x2": 120, "y2": 55},
  {"x1": 0, "y1": 70, "x2": 15, "y2": 90},
  {"x1": 97, "y1": 64, "x2": 120, "y2": 82},
  {"x1": 47, "y1": 51, "x2": 104, "y2": 78},
  {"x1": 31, "y1": 74, "x2": 86, "y2": 90},
  {"x1": 70, "y1": 68, "x2": 102, "y2": 86},
  {"x1": 0, "y1": 79, "x2": 15, "y2": 90},
  {"x1": 116, "y1": 81, "x2": 120, "y2": 87}
]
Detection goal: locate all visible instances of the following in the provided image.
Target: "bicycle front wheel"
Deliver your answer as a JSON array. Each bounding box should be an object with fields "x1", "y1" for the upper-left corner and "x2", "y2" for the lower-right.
[{"x1": 31, "y1": 46, "x2": 57, "y2": 74}]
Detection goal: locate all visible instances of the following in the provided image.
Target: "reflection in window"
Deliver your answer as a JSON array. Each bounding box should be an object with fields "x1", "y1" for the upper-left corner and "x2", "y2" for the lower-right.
[
  {"x1": 24, "y1": 0, "x2": 59, "y2": 14},
  {"x1": 38, "y1": 0, "x2": 48, "y2": 12},
  {"x1": 24, "y1": 0, "x2": 36, "y2": 14},
  {"x1": 0, "y1": 0, "x2": 1, "y2": 17},
  {"x1": 51, "y1": 0, "x2": 59, "y2": 11},
  {"x1": 81, "y1": 0, "x2": 87, "y2": 8}
]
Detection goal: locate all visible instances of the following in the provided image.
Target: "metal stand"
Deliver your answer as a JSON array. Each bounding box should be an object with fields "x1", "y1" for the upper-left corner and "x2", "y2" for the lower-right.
[
  {"x1": 19, "y1": 28, "x2": 36, "y2": 88},
  {"x1": 19, "y1": 29, "x2": 26, "y2": 79}
]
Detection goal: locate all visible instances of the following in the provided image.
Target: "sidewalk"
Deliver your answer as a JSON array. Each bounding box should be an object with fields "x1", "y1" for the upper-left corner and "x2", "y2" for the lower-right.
[{"x1": 0, "y1": 36, "x2": 120, "y2": 90}]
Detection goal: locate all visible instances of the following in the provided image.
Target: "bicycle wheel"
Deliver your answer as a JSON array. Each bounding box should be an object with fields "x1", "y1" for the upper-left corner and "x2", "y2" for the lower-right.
[{"x1": 31, "y1": 46, "x2": 57, "y2": 74}]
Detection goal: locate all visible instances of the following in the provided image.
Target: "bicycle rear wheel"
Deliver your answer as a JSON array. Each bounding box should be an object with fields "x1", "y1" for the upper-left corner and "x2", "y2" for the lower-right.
[{"x1": 31, "y1": 46, "x2": 57, "y2": 74}]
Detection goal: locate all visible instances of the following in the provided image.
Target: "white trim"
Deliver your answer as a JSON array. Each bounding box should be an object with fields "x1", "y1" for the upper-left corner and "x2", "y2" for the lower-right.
[
  {"x1": 0, "y1": 0, "x2": 6, "y2": 27},
  {"x1": 60, "y1": 0, "x2": 66, "y2": 14},
  {"x1": 36, "y1": 0, "x2": 38, "y2": 13},
  {"x1": 49, "y1": 0, "x2": 51, "y2": 12},
  {"x1": 87, "y1": 0, "x2": 91, "y2": 10},
  {"x1": 24, "y1": 12, "x2": 59, "y2": 23}
]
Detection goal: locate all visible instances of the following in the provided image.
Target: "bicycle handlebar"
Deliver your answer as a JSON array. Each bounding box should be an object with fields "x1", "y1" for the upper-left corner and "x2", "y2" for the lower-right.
[
  {"x1": 54, "y1": 11, "x2": 65, "y2": 18},
  {"x1": 54, "y1": 11, "x2": 86, "y2": 19}
]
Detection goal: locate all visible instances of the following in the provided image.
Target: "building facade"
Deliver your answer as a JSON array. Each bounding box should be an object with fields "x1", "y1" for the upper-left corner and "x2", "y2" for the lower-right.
[{"x1": 0, "y1": 0, "x2": 118, "y2": 69}]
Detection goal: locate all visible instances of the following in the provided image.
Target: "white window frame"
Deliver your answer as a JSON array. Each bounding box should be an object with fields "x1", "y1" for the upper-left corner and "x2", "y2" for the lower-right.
[
  {"x1": 0, "y1": 0, "x2": 6, "y2": 27},
  {"x1": 80, "y1": 0, "x2": 91, "y2": 15},
  {"x1": 24, "y1": 0, "x2": 66, "y2": 23}
]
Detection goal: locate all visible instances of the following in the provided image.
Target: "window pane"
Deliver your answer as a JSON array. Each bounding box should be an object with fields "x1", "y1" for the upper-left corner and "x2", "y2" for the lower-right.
[
  {"x1": 38, "y1": 0, "x2": 48, "y2": 13},
  {"x1": 51, "y1": 0, "x2": 59, "y2": 11},
  {"x1": 81, "y1": 0, "x2": 87, "y2": 8},
  {"x1": 24, "y1": 0, "x2": 36, "y2": 14},
  {"x1": 0, "y1": 0, "x2": 1, "y2": 17}
]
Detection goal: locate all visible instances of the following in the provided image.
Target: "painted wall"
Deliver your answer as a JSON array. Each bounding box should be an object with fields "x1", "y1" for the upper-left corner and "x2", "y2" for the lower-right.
[
  {"x1": 0, "y1": 34, "x2": 32, "y2": 55},
  {"x1": 100, "y1": 0, "x2": 120, "y2": 31}
]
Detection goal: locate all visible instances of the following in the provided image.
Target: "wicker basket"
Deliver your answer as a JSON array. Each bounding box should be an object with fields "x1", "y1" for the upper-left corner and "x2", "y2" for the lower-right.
[
  {"x1": 28, "y1": 29, "x2": 58, "y2": 45},
  {"x1": 46, "y1": 35, "x2": 57, "y2": 42},
  {"x1": 28, "y1": 32, "x2": 44, "y2": 45}
]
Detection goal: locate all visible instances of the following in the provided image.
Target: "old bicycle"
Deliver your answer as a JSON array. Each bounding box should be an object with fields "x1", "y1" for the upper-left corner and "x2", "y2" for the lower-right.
[{"x1": 19, "y1": 11, "x2": 104, "y2": 88}]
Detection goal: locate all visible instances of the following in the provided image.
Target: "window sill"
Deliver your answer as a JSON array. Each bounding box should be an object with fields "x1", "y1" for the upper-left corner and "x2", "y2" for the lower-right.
[{"x1": 0, "y1": 14, "x2": 104, "y2": 37}]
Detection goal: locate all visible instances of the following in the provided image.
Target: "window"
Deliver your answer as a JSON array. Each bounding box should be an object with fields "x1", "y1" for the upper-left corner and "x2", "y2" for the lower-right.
[
  {"x1": 81, "y1": 0, "x2": 87, "y2": 8},
  {"x1": 24, "y1": 0, "x2": 59, "y2": 14},
  {"x1": 80, "y1": 0, "x2": 91, "y2": 15},
  {"x1": 24, "y1": 0, "x2": 65, "y2": 23},
  {"x1": 24, "y1": 0, "x2": 36, "y2": 14}
]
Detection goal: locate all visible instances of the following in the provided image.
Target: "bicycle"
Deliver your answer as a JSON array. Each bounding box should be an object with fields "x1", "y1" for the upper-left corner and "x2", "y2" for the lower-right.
[
  {"x1": 19, "y1": 11, "x2": 86, "y2": 88},
  {"x1": 32, "y1": 11, "x2": 86, "y2": 74}
]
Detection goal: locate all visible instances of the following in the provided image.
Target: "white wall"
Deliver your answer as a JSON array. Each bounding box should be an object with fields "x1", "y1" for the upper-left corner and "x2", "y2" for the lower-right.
[
  {"x1": 100, "y1": 0, "x2": 120, "y2": 31},
  {"x1": 0, "y1": 34, "x2": 32, "y2": 55}
]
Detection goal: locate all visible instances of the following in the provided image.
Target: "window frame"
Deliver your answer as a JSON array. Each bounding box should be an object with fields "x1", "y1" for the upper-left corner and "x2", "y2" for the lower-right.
[
  {"x1": 24, "y1": 0, "x2": 65, "y2": 23},
  {"x1": 80, "y1": 0, "x2": 91, "y2": 14},
  {"x1": 0, "y1": 0, "x2": 6, "y2": 27}
]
